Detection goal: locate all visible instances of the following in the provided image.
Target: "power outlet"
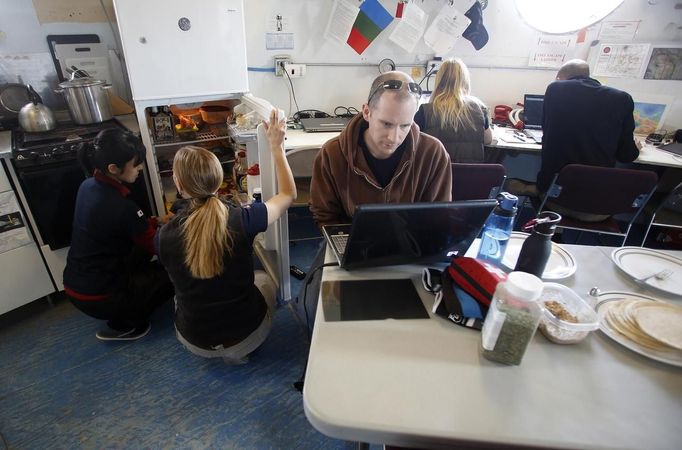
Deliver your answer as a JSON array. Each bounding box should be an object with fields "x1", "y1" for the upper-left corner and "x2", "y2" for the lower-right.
[
  {"x1": 427, "y1": 59, "x2": 442, "y2": 75},
  {"x1": 284, "y1": 63, "x2": 306, "y2": 78},
  {"x1": 274, "y1": 55, "x2": 291, "y2": 76}
]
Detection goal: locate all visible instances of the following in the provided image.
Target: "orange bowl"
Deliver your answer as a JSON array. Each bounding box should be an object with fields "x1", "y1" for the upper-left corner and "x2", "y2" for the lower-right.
[{"x1": 200, "y1": 105, "x2": 232, "y2": 124}]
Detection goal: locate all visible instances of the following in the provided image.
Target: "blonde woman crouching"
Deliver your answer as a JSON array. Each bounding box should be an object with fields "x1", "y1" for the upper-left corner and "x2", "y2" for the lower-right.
[{"x1": 157, "y1": 110, "x2": 296, "y2": 364}]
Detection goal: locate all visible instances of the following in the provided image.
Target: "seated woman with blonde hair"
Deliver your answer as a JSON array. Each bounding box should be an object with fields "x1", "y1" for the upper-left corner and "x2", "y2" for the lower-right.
[
  {"x1": 157, "y1": 110, "x2": 296, "y2": 364},
  {"x1": 414, "y1": 58, "x2": 492, "y2": 163}
]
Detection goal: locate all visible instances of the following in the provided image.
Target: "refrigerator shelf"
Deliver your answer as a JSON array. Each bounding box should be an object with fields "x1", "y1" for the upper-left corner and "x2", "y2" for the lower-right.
[{"x1": 153, "y1": 126, "x2": 233, "y2": 148}]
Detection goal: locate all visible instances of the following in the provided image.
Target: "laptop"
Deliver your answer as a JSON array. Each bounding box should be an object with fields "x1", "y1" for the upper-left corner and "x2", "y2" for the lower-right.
[
  {"x1": 322, "y1": 200, "x2": 496, "y2": 270},
  {"x1": 658, "y1": 141, "x2": 682, "y2": 157},
  {"x1": 300, "y1": 117, "x2": 351, "y2": 133},
  {"x1": 523, "y1": 94, "x2": 544, "y2": 142}
]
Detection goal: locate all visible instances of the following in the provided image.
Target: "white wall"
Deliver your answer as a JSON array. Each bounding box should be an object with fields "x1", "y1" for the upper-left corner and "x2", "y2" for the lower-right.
[
  {"x1": 1, "y1": 0, "x2": 681, "y2": 128},
  {"x1": 244, "y1": 0, "x2": 682, "y2": 130}
]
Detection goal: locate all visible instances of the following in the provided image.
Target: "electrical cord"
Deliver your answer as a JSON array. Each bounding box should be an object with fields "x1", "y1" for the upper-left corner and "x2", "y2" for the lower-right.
[
  {"x1": 292, "y1": 109, "x2": 331, "y2": 121},
  {"x1": 300, "y1": 262, "x2": 339, "y2": 342},
  {"x1": 281, "y1": 62, "x2": 302, "y2": 119},
  {"x1": 293, "y1": 261, "x2": 339, "y2": 393},
  {"x1": 333, "y1": 106, "x2": 360, "y2": 117},
  {"x1": 419, "y1": 64, "x2": 436, "y2": 87}
]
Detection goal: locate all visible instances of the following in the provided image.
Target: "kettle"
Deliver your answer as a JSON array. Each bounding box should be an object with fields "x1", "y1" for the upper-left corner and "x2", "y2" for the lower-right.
[{"x1": 18, "y1": 84, "x2": 56, "y2": 132}]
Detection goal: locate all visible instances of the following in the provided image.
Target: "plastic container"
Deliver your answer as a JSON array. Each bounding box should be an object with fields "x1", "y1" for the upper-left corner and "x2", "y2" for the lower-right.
[
  {"x1": 481, "y1": 271, "x2": 544, "y2": 365},
  {"x1": 538, "y1": 283, "x2": 599, "y2": 344},
  {"x1": 200, "y1": 105, "x2": 232, "y2": 124}
]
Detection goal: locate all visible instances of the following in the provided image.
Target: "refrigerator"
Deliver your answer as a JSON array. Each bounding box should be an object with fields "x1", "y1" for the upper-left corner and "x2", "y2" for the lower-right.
[{"x1": 113, "y1": 0, "x2": 291, "y2": 302}]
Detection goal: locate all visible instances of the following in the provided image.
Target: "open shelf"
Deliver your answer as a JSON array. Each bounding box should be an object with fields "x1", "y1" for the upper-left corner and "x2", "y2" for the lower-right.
[{"x1": 153, "y1": 124, "x2": 233, "y2": 148}]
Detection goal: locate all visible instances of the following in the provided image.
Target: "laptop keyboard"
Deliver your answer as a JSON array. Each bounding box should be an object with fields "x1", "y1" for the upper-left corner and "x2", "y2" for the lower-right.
[{"x1": 331, "y1": 234, "x2": 348, "y2": 256}]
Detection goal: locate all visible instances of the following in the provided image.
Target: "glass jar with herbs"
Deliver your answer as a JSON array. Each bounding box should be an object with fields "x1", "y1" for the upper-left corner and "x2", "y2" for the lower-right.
[{"x1": 480, "y1": 271, "x2": 544, "y2": 365}]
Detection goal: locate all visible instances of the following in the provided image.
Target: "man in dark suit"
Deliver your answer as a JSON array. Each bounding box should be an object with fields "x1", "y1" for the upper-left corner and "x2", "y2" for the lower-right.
[
  {"x1": 536, "y1": 59, "x2": 641, "y2": 221},
  {"x1": 537, "y1": 59, "x2": 641, "y2": 192}
]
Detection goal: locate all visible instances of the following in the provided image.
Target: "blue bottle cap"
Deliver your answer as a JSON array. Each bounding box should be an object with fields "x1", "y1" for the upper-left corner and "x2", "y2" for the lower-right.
[{"x1": 496, "y1": 192, "x2": 518, "y2": 214}]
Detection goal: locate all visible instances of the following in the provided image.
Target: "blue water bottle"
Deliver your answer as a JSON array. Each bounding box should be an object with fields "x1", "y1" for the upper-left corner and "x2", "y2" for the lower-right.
[{"x1": 477, "y1": 192, "x2": 518, "y2": 266}]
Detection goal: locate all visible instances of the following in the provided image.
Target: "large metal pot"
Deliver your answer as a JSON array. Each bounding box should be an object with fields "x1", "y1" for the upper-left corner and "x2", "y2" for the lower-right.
[{"x1": 55, "y1": 77, "x2": 113, "y2": 124}]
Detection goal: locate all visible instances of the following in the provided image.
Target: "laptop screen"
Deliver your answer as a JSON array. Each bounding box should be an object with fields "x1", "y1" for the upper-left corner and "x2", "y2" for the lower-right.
[
  {"x1": 339, "y1": 200, "x2": 496, "y2": 270},
  {"x1": 523, "y1": 94, "x2": 544, "y2": 130}
]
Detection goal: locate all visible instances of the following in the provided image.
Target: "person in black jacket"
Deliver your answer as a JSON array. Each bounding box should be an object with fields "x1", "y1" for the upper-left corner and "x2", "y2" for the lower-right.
[
  {"x1": 537, "y1": 59, "x2": 641, "y2": 196},
  {"x1": 504, "y1": 59, "x2": 642, "y2": 221},
  {"x1": 63, "y1": 129, "x2": 173, "y2": 341}
]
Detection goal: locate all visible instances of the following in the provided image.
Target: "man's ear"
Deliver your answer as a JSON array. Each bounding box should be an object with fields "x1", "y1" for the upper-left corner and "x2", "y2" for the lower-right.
[
  {"x1": 106, "y1": 163, "x2": 120, "y2": 175},
  {"x1": 362, "y1": 103, "x2": 371, "y2": 121}
]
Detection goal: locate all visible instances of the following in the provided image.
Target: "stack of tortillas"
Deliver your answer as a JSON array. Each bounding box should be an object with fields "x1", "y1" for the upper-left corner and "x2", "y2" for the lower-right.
[{"x1": 601, "y1": 298, "x2": 682, "y2": 352}]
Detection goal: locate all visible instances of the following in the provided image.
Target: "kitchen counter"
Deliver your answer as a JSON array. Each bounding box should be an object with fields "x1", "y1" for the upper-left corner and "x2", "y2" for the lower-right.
[{"x1": 0, "y1": 130, "x2": 11, "y2": 158}]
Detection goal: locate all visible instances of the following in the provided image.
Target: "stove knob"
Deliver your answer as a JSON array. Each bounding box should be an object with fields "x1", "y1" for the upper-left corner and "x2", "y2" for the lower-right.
[
  {"x1": 52, "y1": 147, "x2": 64, "y2": 158},
  {"x1": 29, "y1": 152, "x2": 40, "y2": 161}
]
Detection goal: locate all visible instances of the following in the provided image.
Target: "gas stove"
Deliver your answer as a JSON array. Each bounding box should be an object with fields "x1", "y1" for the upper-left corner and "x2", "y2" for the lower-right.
[{"x1": 12, "y1": 119, "x2": 126, "y2": 168}]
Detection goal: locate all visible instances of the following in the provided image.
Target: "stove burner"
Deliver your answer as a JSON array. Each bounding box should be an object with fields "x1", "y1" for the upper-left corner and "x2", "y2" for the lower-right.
[{"x1": 12, "y1": 119, "x2": 127, "y2": 168}]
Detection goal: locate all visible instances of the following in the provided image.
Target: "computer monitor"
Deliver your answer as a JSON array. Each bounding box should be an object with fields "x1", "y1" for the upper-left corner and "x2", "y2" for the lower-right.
[{"x1": 523, "y1": 94, "x2": 544, "y2": 130}]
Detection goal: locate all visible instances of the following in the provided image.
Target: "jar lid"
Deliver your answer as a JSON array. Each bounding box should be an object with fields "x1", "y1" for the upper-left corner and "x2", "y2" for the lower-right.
[
  {"x1": 58, "y1": 77, "x2": 107, "y2": 88},
  {"x1": 505, "y1": 272, "x2": 544, "y2": 302}
]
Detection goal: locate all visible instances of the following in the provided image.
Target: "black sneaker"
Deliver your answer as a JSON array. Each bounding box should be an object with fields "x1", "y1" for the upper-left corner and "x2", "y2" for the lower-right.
[{"x1": 96, "y1": 322, "x2": 151, "y2": 341}]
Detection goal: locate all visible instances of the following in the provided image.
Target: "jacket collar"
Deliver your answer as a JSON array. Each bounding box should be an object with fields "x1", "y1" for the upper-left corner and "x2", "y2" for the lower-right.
[{"x1": 94, "y1": 170, "x2": 130, "y2": 197}]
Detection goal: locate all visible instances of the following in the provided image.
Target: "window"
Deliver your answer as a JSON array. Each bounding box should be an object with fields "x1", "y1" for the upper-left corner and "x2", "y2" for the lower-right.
[{"x1": 514, "y1": 0, "x2": 625, "y2": 34}]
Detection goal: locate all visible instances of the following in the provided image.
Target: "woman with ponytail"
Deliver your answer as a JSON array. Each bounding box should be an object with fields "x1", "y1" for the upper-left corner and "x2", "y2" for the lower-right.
[
  {"x1": 63, "y1": 128, "x2": 173, "y2": 341},
  {"x1": 157, "y1": 109, "x2": 296, "y2": 363},
  {"x1": 414, "y1": 58, "x2": 492, "y2": 163}
]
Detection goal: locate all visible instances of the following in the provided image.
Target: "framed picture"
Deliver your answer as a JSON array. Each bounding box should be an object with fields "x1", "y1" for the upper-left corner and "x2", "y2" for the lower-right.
[
  {"x1": 632, "y1": 98, "x2": 668, "y2": 135},
  {"x1": 644, "y1": 46, "x2": 682, "y2": 80}
]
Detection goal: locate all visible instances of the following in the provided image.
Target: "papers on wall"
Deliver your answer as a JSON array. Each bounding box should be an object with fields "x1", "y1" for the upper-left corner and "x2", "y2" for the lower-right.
[
  {"x1": 593, "y1": 43, "x2": 650, "y2": 78},
  {"x1": 598, "y1": 21, "x2": 640, "y2": 41},
  {"x1": 266, "y1": 14, "x2": 294, "y2": 50},
  {"x1": 423, "y1": 5, "x2": 471, "y2": 55},
  {"x1": 528, "y1": 34, "x2": 576, "y2": 68},
  {"x1": 644, "y1": 47, "x2": 682, "y2": 80},
  {"x1": 389, "y1": 2, "x2": 427, "y2": 53},
  {"x1": 266, "y1": 33, "x2": 294, "y2": 50},
  {"x1": 347, "y1": 0, "x2": 394, "y2": 55},
  {"x1": 0, "y1": 192, "x2": 32, "y2": 254},
  {"x1": 324, "y1": 0, "x2": 359, "y2": 47}
]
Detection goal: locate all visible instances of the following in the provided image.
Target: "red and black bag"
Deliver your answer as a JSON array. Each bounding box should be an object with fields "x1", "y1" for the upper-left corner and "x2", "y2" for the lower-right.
[{"x1": 423, "y1": 257, "x2": 507, "y2": 330}]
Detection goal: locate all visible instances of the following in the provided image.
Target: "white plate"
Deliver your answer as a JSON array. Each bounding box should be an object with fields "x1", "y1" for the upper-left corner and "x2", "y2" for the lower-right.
[
  {"x1": 501, "y1": 232, "x2": 577, "y2": 280},
  {"x1": 595, "y1": 291, "x2": 682, "y2": 367},
  {"x1": 611, "y1": 247, "x2": 682, "y2": 297}
]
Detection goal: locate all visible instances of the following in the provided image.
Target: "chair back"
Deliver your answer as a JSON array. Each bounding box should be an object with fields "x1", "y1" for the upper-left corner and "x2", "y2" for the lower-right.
[
  {"x1": 542, "y1": 164, "x2": 658, "y2": 216},
  {"x1": 451, "y1": 163, "x2": 506, "y2": 201}
]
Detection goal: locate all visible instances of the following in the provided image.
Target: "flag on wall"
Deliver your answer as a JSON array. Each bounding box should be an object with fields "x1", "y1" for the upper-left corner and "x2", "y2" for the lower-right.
[{"x1": 347, "y1": 0, "x2": 394, "y2": 55}]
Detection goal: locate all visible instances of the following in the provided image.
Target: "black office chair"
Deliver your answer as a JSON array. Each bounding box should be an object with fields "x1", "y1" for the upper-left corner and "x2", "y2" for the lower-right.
[
  {"x1": 642, "y1": 181, "x2": 682, "y2": 247},
  {"x1": 537, "y1": 164, "x2": 658, "y2": 245},
  {"x1": 451, "y1": 163, "x2": 506, "y2": 201}
]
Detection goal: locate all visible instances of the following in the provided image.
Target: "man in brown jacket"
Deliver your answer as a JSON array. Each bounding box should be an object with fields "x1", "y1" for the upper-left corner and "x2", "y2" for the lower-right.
[{"x1": 310, "y1": 71, "x2": 452, "y2": 227}]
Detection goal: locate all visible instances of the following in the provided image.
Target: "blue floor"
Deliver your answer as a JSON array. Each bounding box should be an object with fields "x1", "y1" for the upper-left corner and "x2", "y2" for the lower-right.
[{"x1": 0, "y1": 206, "x2": 358, "y2": 450}]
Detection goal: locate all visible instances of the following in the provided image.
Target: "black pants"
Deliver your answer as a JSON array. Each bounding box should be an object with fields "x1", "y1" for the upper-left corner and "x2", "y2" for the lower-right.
[{"x1": 68, "y1": 258, "x2": 173, "y2": 330}]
